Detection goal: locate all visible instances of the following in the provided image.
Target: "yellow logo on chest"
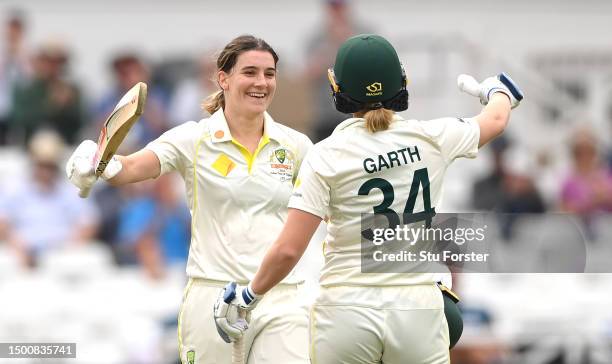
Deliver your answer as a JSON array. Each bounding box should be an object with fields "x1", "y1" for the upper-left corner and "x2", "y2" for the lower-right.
[{"x1": 212, "y1": 154, "x2": 236, "y2": 176}]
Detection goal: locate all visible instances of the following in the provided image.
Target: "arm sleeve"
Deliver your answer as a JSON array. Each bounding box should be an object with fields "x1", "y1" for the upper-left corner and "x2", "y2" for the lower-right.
[
  {"x1": 423, "y1": 117, "x2": 480, "y2": 163},
  {"x1": 144, "y1": 121, "x2": 198, "y2": 176},
  {"x1": 293, "y1": 133, "x2": 314, "y2": 184},
  {"x1": 288, "y1": 148, "x2": 331, "y2": 219}
]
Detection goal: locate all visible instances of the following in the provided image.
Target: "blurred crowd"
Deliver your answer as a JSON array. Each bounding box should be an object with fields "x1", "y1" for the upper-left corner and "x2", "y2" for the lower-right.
[
  {"x1": 0, "y1": 9, "x2": 194, "y2": 280},
  {"x1": 0, "y1": 1, "x2": 375, "y2": 280},
  {"x1": 2, "y1": 2, "x2": 611, "y2": 281},
  {"x1": 470, "y1": 128, "x2": 612, "y2": 241},
  {"x1": 1, "y1": 2, "x2": 612, "y2": 364}
]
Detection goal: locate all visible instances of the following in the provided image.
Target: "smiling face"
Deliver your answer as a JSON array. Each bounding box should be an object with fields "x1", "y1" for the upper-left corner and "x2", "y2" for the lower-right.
[{"x1": 218, "y1": 50, "x2": 277, "y2": 118}]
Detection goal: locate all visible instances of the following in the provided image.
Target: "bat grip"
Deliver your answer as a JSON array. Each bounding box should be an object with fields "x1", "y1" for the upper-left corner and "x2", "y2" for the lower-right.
[
  {"x1": 79, "y1": 186, "x2": 92, "y2": 198},
  {"x1": 75, "y1": 155, "x2": 96, "y2": 199},
  {"x1": 232, "y1": 309, "x2": 246, "y2": 364}
]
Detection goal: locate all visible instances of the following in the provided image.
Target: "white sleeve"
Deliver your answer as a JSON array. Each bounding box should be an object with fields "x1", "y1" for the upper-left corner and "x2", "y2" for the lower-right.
[
  {"x1": 288, "y1": 148, "x2": 330, "y2": 219},
  {"x1": 293, "y1": 133, "x2": 314, "y2": 184},
  {"x1": 422, "y1": 117, "x2": 480, "y2": 163},
  {"x1": 144, "y1": 121, "x2": 198, "y2": 176}
]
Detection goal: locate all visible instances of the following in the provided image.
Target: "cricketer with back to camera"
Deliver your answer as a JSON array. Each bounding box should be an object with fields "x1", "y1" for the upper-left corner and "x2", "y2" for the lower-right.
[{"x1": 215, "y1": 33, "x2": 523, "y2": 364}]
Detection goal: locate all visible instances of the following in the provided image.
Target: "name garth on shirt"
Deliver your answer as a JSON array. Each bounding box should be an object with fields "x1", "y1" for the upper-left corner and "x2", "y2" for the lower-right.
[{"x1": 363, "y1": 146, "x2": 421, "y2": 174}]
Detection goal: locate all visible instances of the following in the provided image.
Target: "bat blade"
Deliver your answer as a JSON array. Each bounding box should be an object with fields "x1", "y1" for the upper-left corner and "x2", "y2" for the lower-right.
[{"x1": 79, "y1": 82, "x2": 147, "y2": 198}]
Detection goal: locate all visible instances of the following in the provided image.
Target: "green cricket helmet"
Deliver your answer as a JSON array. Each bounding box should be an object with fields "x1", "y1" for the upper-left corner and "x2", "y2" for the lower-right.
[{"x1": 328, "y1": 34, "x2": 408, "y2": 113}]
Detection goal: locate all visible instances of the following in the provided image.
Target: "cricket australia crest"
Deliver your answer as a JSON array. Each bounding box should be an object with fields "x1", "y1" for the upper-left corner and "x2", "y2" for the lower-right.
[
  {"x1": 275, "y1": 149, "x2": 287, "y2": 163},
  {"x1": 269, "y1": 147, "x2": 294, "y2": 182}
]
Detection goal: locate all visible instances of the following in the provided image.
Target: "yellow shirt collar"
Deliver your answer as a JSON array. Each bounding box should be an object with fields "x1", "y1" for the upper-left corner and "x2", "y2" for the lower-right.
[{"x1": 208, "y1": 109, "x2": 283, "y2": 143}]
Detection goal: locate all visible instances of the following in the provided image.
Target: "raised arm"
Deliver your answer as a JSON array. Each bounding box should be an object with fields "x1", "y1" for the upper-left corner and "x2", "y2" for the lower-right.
[
  {"x1": 66, "y1": 140, "x2": 161, "y2": 194},
  {"x1": 475, "y1": 93, "x2": 512, "y2": 148},
  {"x1": 108, "y1": 149, "x2": 160, "y2": 185},
  {"x1": 457, "y1": 73, "x2": 524, "y2": 148}
]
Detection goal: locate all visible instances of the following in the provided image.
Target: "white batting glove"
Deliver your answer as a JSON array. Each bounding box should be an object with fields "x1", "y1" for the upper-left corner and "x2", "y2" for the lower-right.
[
  {"x1": 457, "y1": 72, "x2": 524, "y2": 109},
  {"x1": 213, "y1": 301, "x2": 248, "y2": 343},
  {"x1": 65, "y1": 140, "x2": 123, "y2": 193},
  {"x1": 214, "y1": 282, "x2": 261, "y2": 343},
  {"x1": 65, "y1": 140, "x2": 97, "y2": 192}
]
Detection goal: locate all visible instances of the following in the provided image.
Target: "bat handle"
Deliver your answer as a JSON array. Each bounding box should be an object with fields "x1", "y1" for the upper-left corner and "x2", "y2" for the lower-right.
[
  {"x1": 75, "y1": 158, "x2": 96, "y2": 199},
  {"x1": 78, "y1": 186, "x2": 92, "y2": 198},
  {"x1": 232, "y1": 309, "x2": 246, "y2": 364}
]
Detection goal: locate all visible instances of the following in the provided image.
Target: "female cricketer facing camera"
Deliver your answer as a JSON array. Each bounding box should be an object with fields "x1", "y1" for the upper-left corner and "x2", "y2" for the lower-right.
[
  {"x1": 216, "y1": 34, "x2": 523, "y2": 363},
  {"x1": 66, "y1": 35, "x2": 313, "y2": 364}
]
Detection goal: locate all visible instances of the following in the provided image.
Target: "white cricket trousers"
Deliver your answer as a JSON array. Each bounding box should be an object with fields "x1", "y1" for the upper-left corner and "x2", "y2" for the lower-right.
[
  {"x1": 178, "y1": 278, "x2": 309, "y2": 364},
  {"x1": 309, "y1": 284, "x2": 450, "y2": 364}
]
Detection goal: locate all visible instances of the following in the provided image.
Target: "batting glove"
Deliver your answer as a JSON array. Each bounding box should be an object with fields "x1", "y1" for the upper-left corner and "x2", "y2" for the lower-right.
[
  {"x1": 457, "y1": 72, "x2": 524, "y2": 109},
  {"x1": 213, "y1": 282, "x2": 260, "y2": 343},
  {"x1": 65, "y1": 140, "x2": 123, "y2": 192}
]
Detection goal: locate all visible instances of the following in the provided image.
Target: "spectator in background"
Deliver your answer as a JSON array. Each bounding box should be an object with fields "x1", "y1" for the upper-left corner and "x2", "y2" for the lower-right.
[
  {"x1": 472, "y1": 137, "x2": 545, "y2": 212},
  {"x1": 10, "y1": 39, "x2": 84, "y2": 145},
  {"x1": 472, "y1": 137, "x2": 545, "y2": 239},
  {"x1": 0, "y1": 10, "x2": 31, "y2": 145},
  {"x1": 92, "y1": 183, "x2": 128, "y2": 258},
  {"x1": 90, "y1": 53, "x2": 170, "y2": 258},
  {"x1": 560, "y1": 128, "x2": 612, "y2": 240},
  {"x1": 93, "y1": 53, "x2": 169, "y2": 149},
  {"x1": 472, "y1": 137, "x2": 509, "y2": 211},
  {"x1": 0, "y1": 130, "x2": 98, "y2": 268},
  {"x1": 303, "y1": 0, "x2": 372, "y2": 142},
  {"x1": 116, "y1": 174, "x2": 190, "y2": 280},
  {"x1": 168, "y1": 53, "x2": 216, "y2": 124}
]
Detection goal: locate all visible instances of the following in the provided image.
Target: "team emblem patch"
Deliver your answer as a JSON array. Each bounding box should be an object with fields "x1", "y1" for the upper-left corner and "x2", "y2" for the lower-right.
[
  {"x1": 187, "y1": 350, "x2": 195, "y2": 364},
  {"x1": 275, "y1": 149, "x2": 286, "y2": 163},
  {"x1": 269, "y1": 147, "x2": 295, "y2": 182}
]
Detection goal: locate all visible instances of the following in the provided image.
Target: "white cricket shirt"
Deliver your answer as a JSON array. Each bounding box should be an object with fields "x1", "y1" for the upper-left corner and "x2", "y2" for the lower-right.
[
  {"x1": 146, "y1": 109, "x2": 312, "y2": 283},
  {"x1": 288, "y1": 115, "x2": 479, "y2": 287}
]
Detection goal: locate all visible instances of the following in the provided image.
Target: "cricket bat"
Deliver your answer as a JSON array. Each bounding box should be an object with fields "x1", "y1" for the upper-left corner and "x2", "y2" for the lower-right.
[
  {"x1": 232, "y1": 309, "x2": 246, "y2": 364},
  {"x1": 78, "y1": 82, "x2": 147, "y2": 198}
]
